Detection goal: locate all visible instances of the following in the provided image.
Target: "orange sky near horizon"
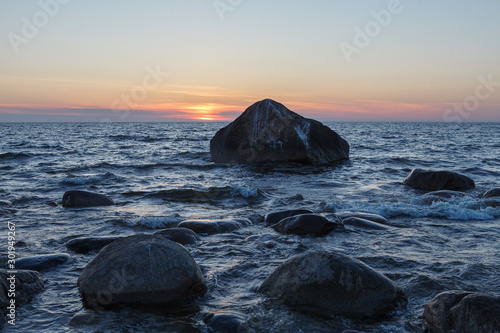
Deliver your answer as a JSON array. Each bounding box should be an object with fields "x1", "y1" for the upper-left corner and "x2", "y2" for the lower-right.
[{"x1": 1, "y1": 1, "x2": 499, "y2": 122}]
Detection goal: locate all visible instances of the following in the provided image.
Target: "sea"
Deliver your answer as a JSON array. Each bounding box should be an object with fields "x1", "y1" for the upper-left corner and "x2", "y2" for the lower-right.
[{"x1": 1, "y1": 122, "x2": 499, "y2": 332}]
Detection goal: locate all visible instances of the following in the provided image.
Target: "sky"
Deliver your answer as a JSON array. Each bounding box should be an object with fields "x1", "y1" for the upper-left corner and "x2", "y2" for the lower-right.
[{"x1": 0, "y1": 0, "x2": 499, "y2": 122}]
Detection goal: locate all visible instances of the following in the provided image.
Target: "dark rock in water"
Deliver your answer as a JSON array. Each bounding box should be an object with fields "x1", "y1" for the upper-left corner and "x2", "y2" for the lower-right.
[
  {"x1": 68, "y1": 311, "x2": 105, "y2": 327},
  {"x1": 258, "y1": 251, "x2": 407, "y2": 318},
  {"x1": 264, "y1": 209, "x2": 313, "y2": 225},
  {"x1": 341, "y1": 217, "x2": 389, "y2": 230},
  {"x1": 424, "y1": 291, "x2": 500, "y2": 333},
  {"x1": 77, "y1": 234, "x2": 206, "y2": 309},
  {"x1": 483, "y1": 187, "x2": 500, "y2": 198},
  {"x1": 154, "y1": 228, "x2": 201, "y2": 245},
  {"x1": 45, "y1": 201, "x2": 58, "y2": 207},
  {"x1": 205, "y1": 312, "x2": 246, "y2": 333},
  {"x1": 0, "y1": 269, "x2": 44, "y2": 308},
  {"x1": 0, "y1": 199, "x2": 12, "y2": 207},
  {"x1": 66, "y1": 236, "x2": 123, "y2": 254},
  {"x1": 263, "y1": 240, "x2": 277, "y2": 249},
  {"x1": 14, "y1": 253, "x2": 71, "y2": 271},
  {"x1": 336, "y1": 212, "x2": 388, "y2": 225},
  {"x1": 271, "y1": 214, "x2": 343, "y2": 236},
  {"x1": 403, "y1": 169, "x2": 475, "y2": 191},
  {"x1": 178, "y1": 218, "x2": 252, "y2": 235},
  {"x1": 210, "y1": 99, "x2": 349, "y2": 164},
  {"x1": 421, "y1": 190, "x2": 470, "y2": 204},
  {"x1": 62, "y1": 190, "x2": 114, "y2": 208}
]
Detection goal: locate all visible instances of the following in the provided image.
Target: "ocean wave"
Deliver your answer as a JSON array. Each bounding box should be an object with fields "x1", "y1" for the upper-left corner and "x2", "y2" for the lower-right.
[
  {"x1": 121, "y1": 214, "x2": 183, "y2": 229},
  {"x1": 60, "y1": 172, "x2": 125, "y2": 185},
  {"x1": 124, "y1": 186, "x2": 266, "y2": 202},
  {"x1": 326, "y1": 196, "x2": 500, "y2": 221},
  {"x1": 0, "y1": 152, "x2": 32, "y2": 160}
]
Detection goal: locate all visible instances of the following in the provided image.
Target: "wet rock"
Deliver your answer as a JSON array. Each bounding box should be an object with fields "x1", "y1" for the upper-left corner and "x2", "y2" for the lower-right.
[
  {"x1": 264, "y1": 209, "x2": 313, "y2": 225},
  {"x1": 341, "y1": 217, "x2": 389, "y2": 230},
  {"x1": 263, "y1": 240, "x2": 277, "y2": 249},
  {"x1": 206, "y1": 312, "x2": 246, "y2": 333},
  {"x1": 483, "y1": 187, "x2": 500, "y2": 198},
  {"x1": 14, "y1": 253, "x2": 71, "y2": 271},
  {"x1": 78, "y1": 234, "x2": 206, "y2": 309},
  {"x1": 45, "y1": 201, "x2": 58, "y2": 207},
  {"x1": 258, "y1": 251, "x2": 407, "y2": 318},
  {"x1": 68, "y1": 311, "x2": 105, "y2": 327},
  {"x1": 271, "y1": 214, "x2": 343, "y2": 236},
  {"x1": 403, "y1": 169, "x2": 475, "y2": 191},
  {"x1": 336, "y1": 211, "x2": 388, "y2": 225},
  {"x1": 0, "y1": 199, "x2": 12, "y2": 207},
  {"x1": 0, "y1": 269, "x2": 44, "y2": 308},
  {"x1": 178, "y1": 218, "x2": 252, "y2": 235},
  {"x1": 210, "y1": 99, "x2": 349, "y2": 164},
  {"x1": 66, "y1": 236, "x2": 123, "y2": 254},
  {"x1": 423, "y1": 291, "x2": 500, "y2": 333},
  {"x1": 62, "y1": 190, "x2": 114, "y2": 208},
  {"x1": 154, "y1": 227, "x2": 201, "y2": 245},
  {"x1": 420, "y1": 190, "x2": 470, "y2": 204}
]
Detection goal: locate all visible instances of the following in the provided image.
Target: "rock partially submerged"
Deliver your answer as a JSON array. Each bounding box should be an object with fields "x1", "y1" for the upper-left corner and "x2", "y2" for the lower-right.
[
  {"x1": 178, "y1": 218, "x2": 252, "y2": 235},
  {"x1": 483, "y1": 187, "x2": 500, "y2": 198},
  {"x1": 420, "y1": 190, "x2": 470, "y2": 204},
  {"x1": 154, "y1": 228, "x2": 201, "y2": 245},
  {"x1": 258, "y1": 251, "x2": 407, "y2": 318},
  {"x1": 264, "y1": 209, "x2": 313, "y2": 225},
  {"x1": 66, "y1": 236, "x2": 123, "y2": 254},
  {"x1": 271, "y1": 214, "x2": 343, "y2": 236},
  {"x1": 62, "y1": 190, "x2": 114, "y2": 208},
  {"x1": 14, "y1": 253, "x2": 71, "y2": 271},
  {"x1": 336, "y1": 212, "x2": 388, "y2": 225},
  {"x1": 0, "y1": 269, "x2": 44, "y2": 308},
  {"x1": 210, "y1": 99, "x2": 349, "y2": 164},
  {"x1": 423, "y1": 290, "x2": 500, "y2": 333},
  {"x1": 341, "y1": 217, "x2": 389, "y2": 230},
  {"x1": 403, "y1": 169, "x2": 475, "y2": 191},
  {"x1": 205, "y1": 312, "x2": 246, "y2": 333},
  {"x1": 78, "y1": 234, "x2": 206, "y2": 310}
]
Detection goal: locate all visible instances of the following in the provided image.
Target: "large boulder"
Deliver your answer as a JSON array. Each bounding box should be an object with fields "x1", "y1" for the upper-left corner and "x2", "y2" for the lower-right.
[
  {"x1": 210, "y1": 99, "x2": 349, "y2": 164},
  {"x1": 77, "y1": 234, "x2": 206, "y2": 309},
  {"x1": 62, "y1": 190, "x2": 114, "y2": 208},
  {"x1": 0, "y1": 269, "x2": 44, "y2": 308},
  {"x1": 423, "y1": 291, "x2": 500, "y2": 333},
  {"x1": 271, "y1": 214, "x2": 343, "y2": 236},
  {"x1": 178, "y1": 218, "x2": 252, "y2": 235},
  {"x1": 258, "y1": 251, "x2": 407, "y2": 318},
  {"x1": 403, "y1": 169, "x2": 475, "y2": 191},
  {"x1": 66, "y1": 236, "x2": 123, "y2": 254}
]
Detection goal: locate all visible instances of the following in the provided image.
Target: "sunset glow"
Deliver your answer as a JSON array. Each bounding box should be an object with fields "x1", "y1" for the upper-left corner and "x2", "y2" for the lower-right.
[{"x1": 1, "y1": 1, "x2": 499, "y2": 122}]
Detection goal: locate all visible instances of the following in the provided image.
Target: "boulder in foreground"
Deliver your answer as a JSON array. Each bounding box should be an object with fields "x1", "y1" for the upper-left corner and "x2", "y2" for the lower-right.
[
  {"x1": 77, "y1": 234, "x2": 206, "y2": 310},
  {"x1": 210, "y1": 99, "x2": 349, "y2": 164},
  {"x1": 258, "y1": 251, "x2": 407, "y2": 318},
  {"x1": 62, "y1": 190, "x2": 114, "y2": 208},
  {"x1": 423, "y1": 290, "x2": 500, "y2": 333},
  {"x1": 403, "y1": 169, "x2": 475, "y2": 191}
]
